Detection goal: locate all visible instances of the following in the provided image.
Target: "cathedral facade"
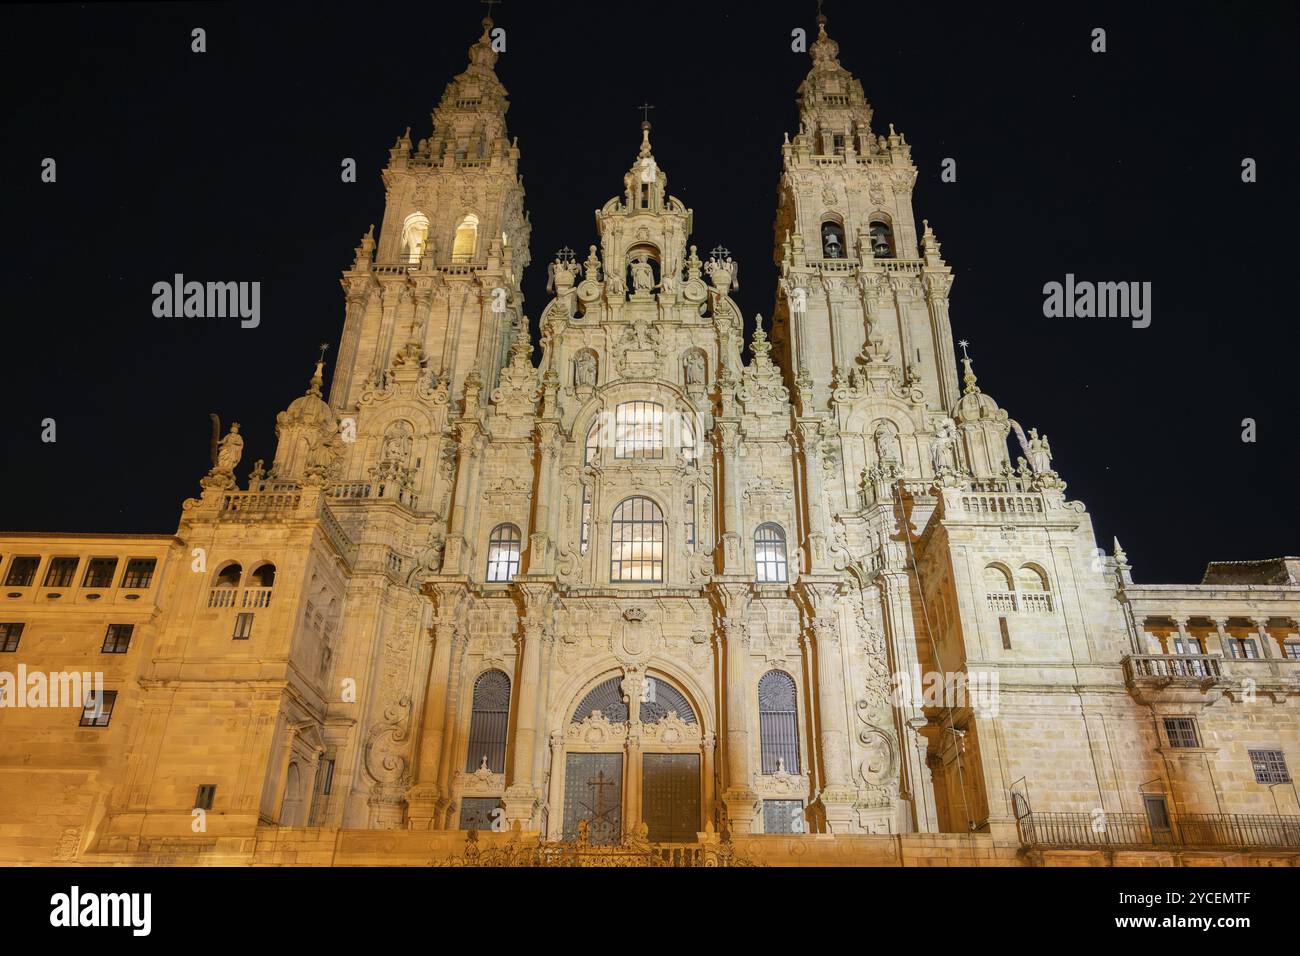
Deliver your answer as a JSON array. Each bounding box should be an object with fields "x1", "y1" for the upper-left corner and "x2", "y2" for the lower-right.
[{"x1": 2, "y1": 17, "x2": 1298, "y2": 867}]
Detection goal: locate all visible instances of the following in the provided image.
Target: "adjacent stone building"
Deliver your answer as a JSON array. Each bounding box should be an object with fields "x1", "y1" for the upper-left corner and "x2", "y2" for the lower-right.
[{"x1": 2, "y1": 16, "x2": 1297, "y2": 866}]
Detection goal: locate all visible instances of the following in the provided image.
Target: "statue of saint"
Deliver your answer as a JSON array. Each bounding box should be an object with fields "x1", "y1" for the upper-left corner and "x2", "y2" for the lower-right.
[
  {"x1": 629, "y1": 253, "x2": 655, "y2": 293},
  {"x1": 874, "y1": 422, "x2": 901, "y2": 466},
  {"x1": 684, "y1": 350, "x2": 706, "y2": 386},
  {"x1": 1027, "y1": 428, "x2": 1053, "y2": 474},
  {"x1": 574, "y1": 351, "x2": 597, "y2": 388},
  {"x1": 216, "y1": 423, "x2": 244, "y2": 472}
]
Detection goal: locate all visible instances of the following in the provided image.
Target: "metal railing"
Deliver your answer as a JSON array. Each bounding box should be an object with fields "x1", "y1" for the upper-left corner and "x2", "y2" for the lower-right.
[{"x1": 1019, "y1": 811, "x2": 1300, "y2": 849}]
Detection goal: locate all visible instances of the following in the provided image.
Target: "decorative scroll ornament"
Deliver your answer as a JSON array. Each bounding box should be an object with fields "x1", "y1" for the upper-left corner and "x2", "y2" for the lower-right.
[{"x1": 363, "y1": 695, "x2": 413, "y2": 786}]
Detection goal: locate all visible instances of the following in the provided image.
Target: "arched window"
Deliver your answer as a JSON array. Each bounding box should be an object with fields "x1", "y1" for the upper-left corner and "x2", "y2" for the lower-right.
[
  {"x1": 869, "y1": 220, "x2": 894, "y2": 258},
  {"x1": 402, "y1": 212, "x2": 430, "y2": 263},
  {"x1": 755, "y1": 523, "x2": 788, "y2": 584},
  {"x1": 610, "y1": 496, "x2": 664, "y2": 582},
  {"x1": 983, "y1": 563, "x2": 1016, "y2": 612},
  {"x1": 821, "y1": 219, "x2": 847, "y2": 259},
  {"x1": 485, "y1": 523, "x2": 521, "y2": 582},
  {"x1": 639, "y1": 676, "x2": 698, "y2": 724},
  {"x1": 213, "y1": 563, "x2": 242, "y2": 588},
  {"x1": 465, "y1": 670, "x2": 511, "y2": 773},
  {"x1": 758, "y1": 671, "x2": 800, "y2": 774},
  {"x1": 614, "y1": 401, "x2": 664, "y2": 459},
  {"x1": 572, "y1": 676, "x2": 629, "y2": 723},
  {"x1": 1017, "y1": 565, "x2": 1053, "y2": 613},
  {"x1": 249, "y1": 563, "x2": 276, "y2": 587},
  {"x1": 451, "y1": 213, "x2": 479, "y2": 262}
]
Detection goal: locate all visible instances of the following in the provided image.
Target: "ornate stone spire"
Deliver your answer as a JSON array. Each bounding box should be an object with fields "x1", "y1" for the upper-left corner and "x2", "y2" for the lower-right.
[{"x1": 958, "y1": 339, "x2": 979, "y2": 395}]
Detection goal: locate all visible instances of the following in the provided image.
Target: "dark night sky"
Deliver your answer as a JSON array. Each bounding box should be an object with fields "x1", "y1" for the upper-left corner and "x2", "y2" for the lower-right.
[{"x1": 0, "y1": 1, "x2": 1295, "y2": 584}]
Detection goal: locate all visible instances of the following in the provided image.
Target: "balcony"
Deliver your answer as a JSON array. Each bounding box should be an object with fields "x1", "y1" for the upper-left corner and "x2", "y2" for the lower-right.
[
  {"x1": 1019, "y1": 811, "x2": 1300, "y2": 850},
  {"x1": 1124, "y1": 653, "x2": 1221, "y2": 685}
]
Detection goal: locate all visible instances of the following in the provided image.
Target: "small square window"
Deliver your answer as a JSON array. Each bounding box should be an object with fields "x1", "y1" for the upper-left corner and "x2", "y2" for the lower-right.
[
  {"x1": 101, "y1": 624, "x2": 134, "y2": 654},
  {"x1": 79, "y1": 690, "x2": 118, "y2": 727},
  {"x1": 4, "y1": 556, "x2": 40, "y2": 587},
  {"x1": 232, "y1": 612, "x2": 254, "y2": 640},
  {"x1": 120, "y1": 558, "x2": 156, "y2": 589},
  {"x1": 194, "y1": 784, "x2": 217, "y2": 810},
  {"x1": 1163, "y1": 717, "x2": 1200, "y2": 749},
  {"x1": 0, "y1": 622, "x2": 24, "y2": 652},
  {"x1": 1249, "y1": 749, "x2": 1291, "y2": 785},
  {"x1": 43, "y1": 557, "x2": 79, "y2": 588},
  {"x1": 82, "y1": 557, "x2": 118, "y2": 589}
]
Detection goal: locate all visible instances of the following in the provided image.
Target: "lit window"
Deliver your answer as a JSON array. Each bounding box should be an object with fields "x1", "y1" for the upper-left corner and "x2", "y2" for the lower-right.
[
  {"x1": 610, "y1": 497, "x2": 664, "y2": 582},
  {"x1": 1285, "y1": 642, "x2": 1300, "y2": 660},
  {"x1": 1225, "y1": 637, "x2": 1259, "y2": 659},
  {"x1": 402, "y1": 212, "x2": 430, "y2": 263},
  {"x1": 4, "y1": 557, "x2": 40, "y2": 587},
  {"x1": 43, "y1": 557, "x2": 79, "y2": 588},
  {"x1": 120, "y1": 558, "x2": 156, "y2": 589},
  {"x1": 754, "y1": 523, "x2": 788, "y2": 584},
  {"x1": 485, "y1": 523, "x2": 522, "y2": 582},
  {"x1": 82, "y1": 558, "x2": 118, "y2": 589},
  {"x1": 683, "y1": 484, "x2": 696, "y2": 549},
  {"x1": 451, "y1": 213, "x2": 479, "y2": 262},
  {"x1": 614, "y1": 402, "x2": 664, "y2": 460},
  {"x1": 1163, "y1": 717, "x2": 1200, "y2": 749},
  {"x1": 79, "y1": 690, "x2": 118, "y2": 727},
  {"x1": 1249, "y1": 749, "x2": 1291, "y2": 785},
  {"x1": 101, "y1": 624, "x2": 133, "y2": 654}
]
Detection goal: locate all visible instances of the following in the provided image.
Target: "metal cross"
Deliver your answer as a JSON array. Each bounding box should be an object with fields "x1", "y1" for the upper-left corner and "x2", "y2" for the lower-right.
[
  {"x1": 584, "y1": 769, "x2": 617, "y2": 836},
  {"x1": 638, "y1": 102, "x2": 655, "y2": 125},
  {"x1": 481, "y1": 0, "x2": 502, "y2": 17}
]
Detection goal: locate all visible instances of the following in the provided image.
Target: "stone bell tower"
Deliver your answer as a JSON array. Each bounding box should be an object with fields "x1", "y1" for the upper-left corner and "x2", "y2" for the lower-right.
[
  {"x1": 772, "y1": 17, "x2": 959, "y2": 418},
  {"x1": 330, "y1": 14, "x2": 531, "y2": 414}
]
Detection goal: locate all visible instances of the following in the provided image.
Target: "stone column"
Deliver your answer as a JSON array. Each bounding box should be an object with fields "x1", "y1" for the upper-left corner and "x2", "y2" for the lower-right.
[
  {"x1": 1212, "y1": 617, "x2": 1231, "y2": 657},
  {"x1": 1172, "y1": 616, "x2": 1191, "y2": 654},
  {"x1": 528, "y1": 423, "x2": 561, "y2": 574},
  {"x1": 434, "y1": 634, "x2": 470, "y2": 827},
  {"x1": 1251, "y1": 617, "x2": 1275, "y2": 658},
  {"x1": 504, "y1": 583, "x2": 553, "y2": 827},
  {"x1": 711, "y1": 581, "x2": 757, "y2": 833},
  {"x1": 408, "y1": 585, "x2": 464, "y2": 829},
  {"x1": 715, "y1": 422, "x2": 744, "y2": 574},
  {"x1": 546, "y1": 733, "x2": 565, "y2": 840},
  {"x1": 440, "y1": 425, "x2": 481, "y2": 574},
  {"x1": 800, "y1": 582, "x2": 856, "y2": 832},
  {"x1": 922, "y1": 272, "x2": 959, "y2": 411},
  {"x1": 797, "y1": 420, "x2": 830, "y2": 571}
]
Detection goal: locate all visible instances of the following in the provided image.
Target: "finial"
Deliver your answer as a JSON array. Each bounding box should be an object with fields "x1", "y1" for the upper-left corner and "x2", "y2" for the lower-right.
[
  {"x1": 958, "y1": 340, "x2": 979, "y2": 394},
  {"x1": 481, "y1": 0, "x2": 500, "y2": 27},
  {"x1": 1113, "y1": 537, "x2": 1129, "y2": 567},
  {"x1": 816, "y1": 0, "x2": 827, "y2": 29},
  {"x1": 309, "y1": 342, "x2": 328, "y2": 395}
]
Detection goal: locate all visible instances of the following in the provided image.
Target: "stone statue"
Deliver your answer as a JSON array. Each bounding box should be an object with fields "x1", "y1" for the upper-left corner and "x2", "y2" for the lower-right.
[
  {"x1": 630, "y1": 253, "x2": 655, "y2": 292},
  {"x1": 930, "y1": 419, "x2": 955, "y2": 473},
  {"x1": 684, "y1": 350, "x2": 706, "y2": 386},
  {"x1": 873, "y1": 422, "x2": 901, "y2": 466},
  {"x1": 574, "y1": 350, "x2": 596, "y2": 388},
  {"x1": 1027, "y1": 428, "x2": 1053, "y2": 474},
  {"x1": 383, "y1": 424, "x2": 413, "y2": 465},
  {"x1": 215, "y1": 423, "x2": 244, "y2": 472}
]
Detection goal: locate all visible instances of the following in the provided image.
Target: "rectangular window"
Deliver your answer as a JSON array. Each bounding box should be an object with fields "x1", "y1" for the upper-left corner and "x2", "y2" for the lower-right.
[
  {"x1": 1285, "y1": 642, "x2": 1300, "y2": 661},
  {"x1": 1226, "y1": 637, "x2": 1259, "y2": 659},
  {"x1": 1163, "y1": 717, "x2": 1200, "y2": 749},
  {"x1": 1249, "y1": 749, "x2": 1291, "y2": 784},
  {"x1": 1173, "y1": 635, "x2": 1204, "y2": 655},
  {"x1": 320, "y1": 758, "x2": 335, "y2": 795},
  {"x1": 120, "y1": 558, "x2": 157, "y2": 589},
  {"x1": 4, "y1": 556, "x2": 40, "y2": 587},
  {"x1": 232, "y1": 612, "x2": 254, "y2": 641},
  {"x1": 194, "y1": 784, "x2": 217, "y2": 810},
  {"x1": 43, "y1": 557, "x2": 79, "y2": 588},
  {"x1": 999, "y1": 616, "x2": 1011, "y2": 649},
  {"x1": 763, "y1": 799, "x2": 805, "y2": 834},
  {"x1": 683, "y1": 484, "x2": 696, "y2": 549},
  {"x1": 101, "y1": 623, "x2": 134, "y2": 654},
  {"x1": 79, "y1": 689, "x2": 118, "y2": 727},
  {"x1": 82, "y1": 557, "x2": 118, "y2": 589},
  {"x1": 0, "y1": 622, "x2": 24, "y2": 653},
  {"x1": 579, "y1": 485, "x2": 592, "y2": 555},
  {"x1": 613, "y1": 402, "x2": 665, "y2": 459}
]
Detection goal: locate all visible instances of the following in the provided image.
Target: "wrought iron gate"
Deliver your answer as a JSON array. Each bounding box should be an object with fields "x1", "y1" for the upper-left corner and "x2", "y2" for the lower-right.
[{"x1": 642, "y1": 753, "x2": 700, "y2": 843}]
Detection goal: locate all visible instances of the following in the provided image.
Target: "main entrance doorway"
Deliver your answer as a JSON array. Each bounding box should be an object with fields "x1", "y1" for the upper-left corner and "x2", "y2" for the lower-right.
[
  {"x1": 642, "y1": 753, "x2": 700, "y2": 842},
  {"x1": 562, "y1": 752, "x2": 623, "y2": 845}
]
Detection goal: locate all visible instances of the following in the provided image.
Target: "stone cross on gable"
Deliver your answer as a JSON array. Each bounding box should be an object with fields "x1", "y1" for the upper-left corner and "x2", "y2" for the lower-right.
[{"x1": 638, "y1": 102, "x2": 654, "y2": 125}]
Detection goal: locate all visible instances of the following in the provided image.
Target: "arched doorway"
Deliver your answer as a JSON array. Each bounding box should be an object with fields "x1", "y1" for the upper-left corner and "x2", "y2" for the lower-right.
[{"x1": 553, "y1": 670, "x2": 707, "y2": 844}]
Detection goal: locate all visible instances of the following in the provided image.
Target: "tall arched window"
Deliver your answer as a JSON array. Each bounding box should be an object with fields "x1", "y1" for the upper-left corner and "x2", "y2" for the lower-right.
[
  {"x1": 614, "y1": 401, "x2": 665, "y2": 459},
  {"x1": 451, "y1": 213, "x2": 479, "y2": 262},
  {"x1": 869, "y1": 220, "x2": 894, "y2": 258},
  {"x1": 610, "y1": 496, "x2": 664, "y2": 582},
  {"x1": 755, "y1": 523, "x2": 788, "y2": 584},
  {"x1": 465, "y1": 670, "x2": 511, "y2": 773},
  {"x1": 402, "y1": 212, "x2": 430, "y2": 263},
  {"x1": 821, "y1": 219, "x2": 846, "y2": 259},
  {"x1": 1016, "y1": 565, "x2": 1053, "y2": 613},
  {"x1": 485, "y1": 523, "x2": 521, "y2": 582},
  {"x1": 758, "y1": 671, "x2": 800, "y2": 774}
]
